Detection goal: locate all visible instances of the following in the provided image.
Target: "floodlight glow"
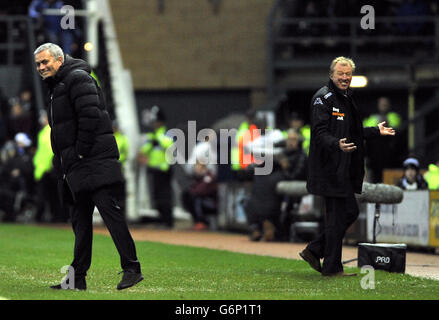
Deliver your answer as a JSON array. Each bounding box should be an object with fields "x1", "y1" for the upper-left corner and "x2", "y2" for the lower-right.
[
  {"x1": 350, "y1": 75, "x2": 368, "y2": 88},
  {"x1": 84, "y1": 42, "x2": 93, "y2": 51}
]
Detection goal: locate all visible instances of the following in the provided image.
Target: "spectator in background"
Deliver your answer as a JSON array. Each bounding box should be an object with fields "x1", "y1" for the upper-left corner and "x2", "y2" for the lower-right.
[
  {"x1": 277, "y1": 128, "x2": 308, "y2": 182},
  {"x1": 231, "y1": 109, "x2": 257, "y2": 174},
  {"x1": 244, "y1": 128, "x2": 308, "y2": 242},
  {"x1": 29, "y1": 0, "x2": 75, "y2": 55},
  {"x1": 235, "y1": 116, "x2": 267, "y2": 181},
  {"x1": 286, "y1": 112, "x2": 310, "y2": 155},
  {"x1": 186, "y1": 130, "x2": 217, "y2": 177},
  {"x1": 275, "y1": 128, "x2": 309, "y2": 240},
  {"x1": 424, "y1": 159, "x2": 439, "y2": 190},
  {"x1": 33, "y1": 111, "x2": 66, "y2": 222},
  {"x1": 182, "y1": 161, "x2": 218, "y2": 231},
  {"x1": 363, "y1": 97, "x2": 402, "y2": 183},
  {"x1": 138, "y1": 106, "x2": 175, "y2": 228},
  {"x1": 0, "y1": 133, "x2": 34, "y2": 222},
  {"x1": 363, "y1": 97, "x2": 402, "y2": 134},
  {"x1": 396, "y1": 157, "x2": 428, "y2": 190},
  {"x1": 7, "y1": 98, "x2": 33, "y2": 140},
  {"x1": 19, "y1": 89, "x2": 34, "y2": 112},
  {"x1": 113, "y1": 121, "x2": 129, "y2": 167}
]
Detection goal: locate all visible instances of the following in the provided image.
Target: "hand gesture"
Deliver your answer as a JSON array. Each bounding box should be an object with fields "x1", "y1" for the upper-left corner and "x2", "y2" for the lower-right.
[
  {"x1": 339, "y1": 138, "x2": 357, "y2": 153},
  {"x1": 378, "y1": 121, "x2": 395, "y2": 136}
]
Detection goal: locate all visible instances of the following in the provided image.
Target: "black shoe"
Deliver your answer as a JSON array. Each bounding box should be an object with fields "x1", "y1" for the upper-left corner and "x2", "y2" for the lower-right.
[
  {"x1": 299, "y1": 248, "x2": 322, "y2": 273},
  {"x1": 117, "y1": 270, "x2": 144, "y2": 290},
  {"x1": 50, "y1": 277, "x2": 87, "y2": 290},
  {"x1": 262, "y1": 220, "x2": 275, "y2": 242},
  {"x1": 248, "y1": 224, "x2": 262, "y2": 241}
]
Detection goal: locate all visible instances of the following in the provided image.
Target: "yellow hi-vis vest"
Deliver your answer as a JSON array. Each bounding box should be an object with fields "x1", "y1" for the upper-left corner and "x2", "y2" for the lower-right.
[
  {"x1": 231, "y1": 121, "x2": 249, "y2": 171},
  {"x1": 282, "y1": 125, "x2": 311, "y2": 155},
  {"x1": 33, "y1": 124, "x2": 53, "y2": 181},
  {"x1": 363, "y1": 112, "x2": 401, "y2": 129},
  {"x1": 114, "y1": 131, "x2": 129, "y2": 165},
  {"x1": 424, "y1": 163, "x2": 439, "y2": 190},
  {"x1": 140, "y1": 126, "x2": 174, "y2": 171}
]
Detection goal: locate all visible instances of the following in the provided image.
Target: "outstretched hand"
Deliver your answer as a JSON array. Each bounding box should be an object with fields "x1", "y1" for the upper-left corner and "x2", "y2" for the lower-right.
[
  {"x1": 339, "y1": 138, "x2": 357, "y2": 153},
  {"x1": 378, "y1": 121, "x2": 395, "y2": 136}
]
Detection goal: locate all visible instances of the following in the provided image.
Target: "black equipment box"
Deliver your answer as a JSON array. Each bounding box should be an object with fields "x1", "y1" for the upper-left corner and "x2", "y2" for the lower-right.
[{"x1": 357, "y1": 243, "x2": 407, "y2": 273}]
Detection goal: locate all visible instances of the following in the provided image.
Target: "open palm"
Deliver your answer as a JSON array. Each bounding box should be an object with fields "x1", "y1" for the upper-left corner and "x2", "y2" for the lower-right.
[{"x1": 378, "y1": 121, "x2": 395, "y2": 136}]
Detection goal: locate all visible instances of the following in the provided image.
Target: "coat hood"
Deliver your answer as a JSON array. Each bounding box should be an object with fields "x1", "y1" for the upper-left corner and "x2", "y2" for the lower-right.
[{"x1": 58, "y1": 55, "x2": 91, "y2": 76}]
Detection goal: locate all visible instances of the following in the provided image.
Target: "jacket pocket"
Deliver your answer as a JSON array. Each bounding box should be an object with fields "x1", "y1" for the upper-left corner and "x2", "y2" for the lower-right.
[{"x1": 320, "y1": 151, "x2": 330, "y2": 167}]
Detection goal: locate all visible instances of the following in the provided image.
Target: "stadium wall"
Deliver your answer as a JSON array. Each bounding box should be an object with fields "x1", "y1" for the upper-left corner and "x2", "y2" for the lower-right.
[{"x1": 109, "y1": 0, "x2": 272, "y2": 106}]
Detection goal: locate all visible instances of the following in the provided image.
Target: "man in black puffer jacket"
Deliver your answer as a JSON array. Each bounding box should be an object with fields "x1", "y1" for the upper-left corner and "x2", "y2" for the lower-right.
[
  {"x1": 34, "y1": 43, "x2": 142, "y2": 290},
  {"x1": 299, "y1": 56, "x2": 396, "y2": 277}
]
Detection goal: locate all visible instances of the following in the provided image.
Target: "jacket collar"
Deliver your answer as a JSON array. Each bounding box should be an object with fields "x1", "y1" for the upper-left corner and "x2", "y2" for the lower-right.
[
  {"x1": 44, "y1": 55, "x2": 91, "y2": 87},
  {"x1": 328, "y1": 79, "x2": 353, "y2": 99}
]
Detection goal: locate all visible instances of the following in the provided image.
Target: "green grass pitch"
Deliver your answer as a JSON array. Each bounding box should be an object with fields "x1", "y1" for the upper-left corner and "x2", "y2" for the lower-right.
[{"x1": 0, "y1": 224, "x2": 438, "y2": 300}]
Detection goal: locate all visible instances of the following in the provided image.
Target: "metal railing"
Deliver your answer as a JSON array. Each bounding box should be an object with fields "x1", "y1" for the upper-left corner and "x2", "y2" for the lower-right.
[
  {"x1": 274, "y1": 16, "x2": 438, "y2": 54},
  {"x1": 267, "y1": 1, "x2": 439, "y2": 84},
  {"x1": 0, "y1": 15, "x2": 31, "y2": 66}
]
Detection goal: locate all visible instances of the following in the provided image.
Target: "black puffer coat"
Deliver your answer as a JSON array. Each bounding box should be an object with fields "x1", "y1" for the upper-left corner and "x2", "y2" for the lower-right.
[
  {"x1": 44, "y1": 55, "x2": 123, "y2": 194},
  {"x1": 306, "y1": 80, "x2": 380, "y2": 197}
]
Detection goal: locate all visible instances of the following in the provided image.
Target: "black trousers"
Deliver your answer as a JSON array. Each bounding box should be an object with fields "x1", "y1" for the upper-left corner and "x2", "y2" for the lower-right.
[
  {"x1": 69, "y1": 183, "x2": 141, "y2": 278},
  {"x1": 35, "y1": 172, "x2": 67, "y2": 223},
  {"x1": 148, "y1": 169, "x2": 174, "y2": 227},
  {"x1": 306, "y1": 185, "x2": 359, "y2": 274},
  {"x1": 181, "y1": 190, "x2": 217, "y2": 224}
]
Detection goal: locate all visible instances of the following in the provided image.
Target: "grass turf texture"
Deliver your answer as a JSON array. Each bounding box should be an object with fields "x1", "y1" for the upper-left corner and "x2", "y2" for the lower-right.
[{"x1": 0, "y1": 224, "x2": 438, "y2": 300}]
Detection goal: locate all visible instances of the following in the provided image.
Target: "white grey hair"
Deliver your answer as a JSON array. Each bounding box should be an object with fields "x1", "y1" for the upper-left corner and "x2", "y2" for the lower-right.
[
  {"x1": 34, "y1": 43, "x2": 64, "y2": 63},
  {"x1": 329, "y1": 56, "x2": 356, "y2": 75}
]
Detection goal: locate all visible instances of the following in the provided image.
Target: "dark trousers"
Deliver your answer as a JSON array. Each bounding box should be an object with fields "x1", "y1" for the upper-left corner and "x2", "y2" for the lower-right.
[
  {"x1": 0, "y1": 188, "x2": 15, "y2": 222},
  {"x1": 182, "y1": 190, "x2": 217, "y2": 224},
  {"x1": 35, "y1": 172, "x2": 67, "y2": 223},
  {"x1": 148, "y1": 169, "x2": 174, "y2": 227},
  {"x1": 306, "y1": 185, "x2": 359, "y2": 274},
  {"x1": 69, "y1": 183, "x2": 141, "y2": 278}
]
